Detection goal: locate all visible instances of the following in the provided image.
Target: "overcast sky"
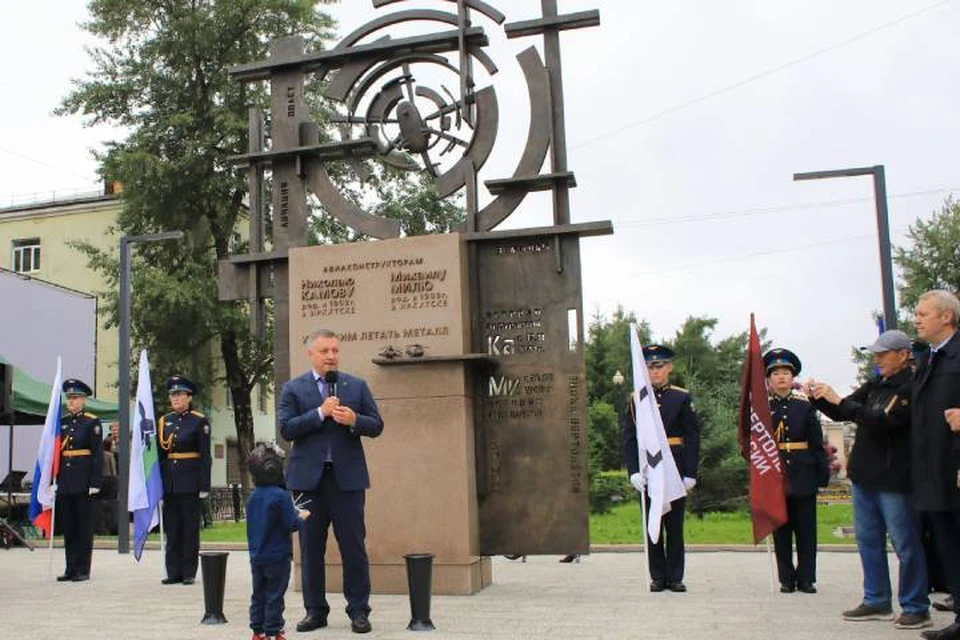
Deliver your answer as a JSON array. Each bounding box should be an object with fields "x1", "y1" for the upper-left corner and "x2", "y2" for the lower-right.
[{"x1": 2, "y1": 0, "x2": 958, "y2": 391}]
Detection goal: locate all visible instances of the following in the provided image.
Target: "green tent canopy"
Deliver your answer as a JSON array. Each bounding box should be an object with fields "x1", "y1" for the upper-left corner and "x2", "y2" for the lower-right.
[{"x1": 1, "y1": 356, "x2": 119, "y2": 422}]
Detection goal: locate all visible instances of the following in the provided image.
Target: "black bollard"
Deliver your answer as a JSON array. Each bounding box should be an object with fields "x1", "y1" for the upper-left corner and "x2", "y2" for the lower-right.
[
  {"x1": 199, "y1": 551, "x2": 229, "y2": 624},
  {"x1": 404, "y1": 553, "x2": 435, "y2": 631}
]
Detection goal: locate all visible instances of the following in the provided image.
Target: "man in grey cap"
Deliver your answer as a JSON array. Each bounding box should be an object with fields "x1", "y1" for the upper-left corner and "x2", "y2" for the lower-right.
[{"x1": 808, "y1": 329, "x2": 931, "y2": 630}]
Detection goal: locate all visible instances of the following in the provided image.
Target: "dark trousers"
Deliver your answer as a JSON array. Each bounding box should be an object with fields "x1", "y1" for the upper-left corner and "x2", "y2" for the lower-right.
[
  {"x1": 163, "y1": 493, "x2": 201, "y2": 580},
  {"x1": 298, "y1": 467, "x2": 370, "y2": 620},
  {"x1": 643, "y1": 495, "x2": 686, "y2": 583},
  {"x1": 773, "y1": 495, "x2": 817, "y2": 587},
  {"x1": 250, "y1": 560, "x2": 292, "y2": 635},
  {"x1": 57, "y1": 492, "x2": 94, "y2": 577},
  {"x1": 927, "y1": 509, "x2": 960, "y2": 623},
  {"x1": 920, "y1": 511, "x2": 949, "y2": 592}
]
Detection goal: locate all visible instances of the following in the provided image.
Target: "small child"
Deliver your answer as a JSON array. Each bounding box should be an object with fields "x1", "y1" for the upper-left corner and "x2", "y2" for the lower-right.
[{"x1": 246, "y1": 442, "x2": 309, "y2": 640}]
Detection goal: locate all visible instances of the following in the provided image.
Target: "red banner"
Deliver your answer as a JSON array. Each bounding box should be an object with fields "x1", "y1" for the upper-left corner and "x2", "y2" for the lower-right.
[{"x1": 737, "y1": 314, "x2": 788, "y2": 543}]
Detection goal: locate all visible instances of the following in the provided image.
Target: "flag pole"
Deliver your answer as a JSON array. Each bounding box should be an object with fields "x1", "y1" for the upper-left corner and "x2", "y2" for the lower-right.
[
  {"x1": 764, "y1": 535, "x2": 776, "y2": 592},
  {"x1": 47, "y1": 487, "x2": 57, "y2": 580},
  {"x1": 639, "y1": 484, "x2": 650, "y2": 571},
  {"x1": 159, "y1": 499, "x2": 166, "y2": 580}
]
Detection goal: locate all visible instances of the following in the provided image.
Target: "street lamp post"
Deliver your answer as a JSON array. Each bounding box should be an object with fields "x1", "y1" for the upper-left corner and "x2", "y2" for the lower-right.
[
  {"x1": 612, "y1": 370, "x2": 625, "y2": 414},
  {"x1": 793, "y1": 165, "x2": 897, "y2": 331},
  {"x1": 117, "y1": 231, "x2": 184, "y2": 554}
]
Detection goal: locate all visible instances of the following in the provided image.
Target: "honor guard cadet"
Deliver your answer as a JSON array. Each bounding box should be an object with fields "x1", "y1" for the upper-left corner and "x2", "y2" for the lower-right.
[
  {"x1": 622, "y1": 344, "x2": 701, "y2": 593},
  {"x1": 763, "y1": 348, "x2": 830, "y2": 594},
  {"x1": 158, "y1": 375, "x2": 211, "y2": 585},
  {"x1": 56, "y1": 379, "x2": 103, "y2": 582}
]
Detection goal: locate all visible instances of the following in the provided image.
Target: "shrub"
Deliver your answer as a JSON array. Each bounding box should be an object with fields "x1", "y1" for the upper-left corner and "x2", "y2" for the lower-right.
[{"x1": 590, "y1": 469, "x2": 632, "y2": 514}]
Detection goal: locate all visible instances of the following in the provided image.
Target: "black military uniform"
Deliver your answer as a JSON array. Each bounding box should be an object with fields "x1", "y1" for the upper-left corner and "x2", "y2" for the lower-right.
[
  {"x1": 764, "y1": 349, "x2": 829, "y2": 594},
  {"x1": 158, "y1": 375, "x2": 211, "y2": 585},
  {"x1": 622, "y1": 345, "x2": 701, "y2": 592},
  {"x1": 56, "y1": 379, "x2": 103, "y2": 582}
]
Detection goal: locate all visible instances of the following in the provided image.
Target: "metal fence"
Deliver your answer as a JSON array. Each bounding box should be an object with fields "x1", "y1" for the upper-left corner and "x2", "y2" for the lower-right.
[{"x1": 210, "y1": 484, "x2": 249, "y2": 522}]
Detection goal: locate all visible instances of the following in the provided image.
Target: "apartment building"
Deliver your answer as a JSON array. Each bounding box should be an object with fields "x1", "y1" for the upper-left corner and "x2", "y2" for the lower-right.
[{"x1": 0, "y1": 184, "x2": 274, "y2": 485}]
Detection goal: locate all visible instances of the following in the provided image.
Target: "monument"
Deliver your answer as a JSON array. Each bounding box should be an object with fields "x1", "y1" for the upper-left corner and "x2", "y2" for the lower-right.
[{"x1": 220, "y1": 0, "x2": 609, "y2": 594}]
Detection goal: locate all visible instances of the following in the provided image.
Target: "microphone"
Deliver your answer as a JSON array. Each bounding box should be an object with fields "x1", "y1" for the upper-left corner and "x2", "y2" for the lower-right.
[{"x1": 323, "y1": 370, "x2": 338, "y2": 398}]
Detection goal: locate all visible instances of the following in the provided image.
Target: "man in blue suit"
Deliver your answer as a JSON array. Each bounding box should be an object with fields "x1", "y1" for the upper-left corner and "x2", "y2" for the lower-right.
[{"x1": 279, "y1": 328, "x2": 384, "y2": 635}]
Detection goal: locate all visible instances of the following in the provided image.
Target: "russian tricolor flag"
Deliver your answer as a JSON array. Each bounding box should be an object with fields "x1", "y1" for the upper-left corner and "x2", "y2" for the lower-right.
[{"x1": 28, "y1": 358, "x2": 63, "y2": 538}]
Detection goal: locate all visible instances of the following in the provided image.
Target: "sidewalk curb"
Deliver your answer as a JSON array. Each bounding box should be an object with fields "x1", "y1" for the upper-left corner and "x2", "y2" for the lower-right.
[{"x1": 84, "y1": 540, "x2": 858, "y2": 553}]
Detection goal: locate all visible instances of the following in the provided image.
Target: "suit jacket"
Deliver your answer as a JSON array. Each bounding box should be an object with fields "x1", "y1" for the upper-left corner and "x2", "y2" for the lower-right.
[
  {"x1": 278, "y1": 370, "x2": 384, "y2": 492},
  {"x1": 911, "y1": 331, "x2": 960, "y2": 511},
  {"x1": 622, "y1": 384, "x2": 701, "y2": 479},
  {"x1": 769, "y1": 391, "x2": 830, "y2": 497}
]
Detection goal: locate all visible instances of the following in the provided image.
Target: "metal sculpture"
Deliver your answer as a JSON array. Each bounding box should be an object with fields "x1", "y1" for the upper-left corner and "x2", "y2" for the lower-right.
[{"x1": 221, "y1": 0, "x2": 609, "y2": 556}]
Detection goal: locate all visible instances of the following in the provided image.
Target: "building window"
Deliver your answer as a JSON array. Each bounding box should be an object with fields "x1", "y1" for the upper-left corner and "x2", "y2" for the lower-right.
[
  {"x1": 225, "y1": 439, "x2": 242, "y2": 485},
  {"x1": 12, "y1": 239, "x2": 41, "y2": 274}
]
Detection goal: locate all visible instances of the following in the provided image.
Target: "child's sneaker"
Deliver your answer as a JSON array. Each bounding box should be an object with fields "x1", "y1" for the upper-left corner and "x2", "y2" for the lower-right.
[
  {"x1": 251, "y1": 633, "x2": 266, "y2": 640},
  {"x1": 267, "y1": 632, "x2": 286, "y2": 640}
]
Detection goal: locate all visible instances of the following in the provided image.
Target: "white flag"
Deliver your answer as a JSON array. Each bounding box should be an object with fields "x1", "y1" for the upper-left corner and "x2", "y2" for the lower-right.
[
  {"x1": 128, "y1": 349, "x2": 162, "y2": 561},
  {"x1": 629, "y1": 324, "x2": 686, "y2": 543}
]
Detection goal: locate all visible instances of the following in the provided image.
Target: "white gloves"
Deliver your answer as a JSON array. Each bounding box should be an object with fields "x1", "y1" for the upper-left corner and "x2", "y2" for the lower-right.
[
  {"x1": 631, "y1": 474, "x2": 696, "y2": 491},
  {"x1": 88, "y1": 487, "x2": 100, "y2": 496},
  {"x1": 199, "y1": 491, "x2": 209, "y2": 499}
]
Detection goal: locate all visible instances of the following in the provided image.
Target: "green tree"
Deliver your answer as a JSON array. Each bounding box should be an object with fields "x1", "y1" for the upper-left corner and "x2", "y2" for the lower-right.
[
  {"x1": 585, "y1": 307, "x2": 647, "y2": 408},
  {"x1": 584, "y1": 307, "x2": 646, "y2": 473},
  {"x1": 586, "y1": 400, "x2": 620, "y2": 475},
  {"x1": 667, "y1": 317, "x2": 750, "y2": 513},
  {"x1": 59, "y1": 1, "x2": 463, "y2": 486},
  {"x1": 896, "y1": 197, "x2": 960, "y2": 309}
]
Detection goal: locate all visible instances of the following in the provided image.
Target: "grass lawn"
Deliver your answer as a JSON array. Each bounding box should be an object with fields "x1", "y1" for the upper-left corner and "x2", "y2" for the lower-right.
[
  {"x1": 82, "y1": 503, "x2": 854, "y2": 547},
  {"x1": 81, "y1": 521, "x2": 247, "y2": 545},
  {"x1": 201, "y1": 520, "x2": 247, "y2": 542},
  {"x1": 209, "y1": 502, "x2": 854, "y2": 546},
  {"x1": 590, "y1": 501, "x2": 855, "y2": 545}
]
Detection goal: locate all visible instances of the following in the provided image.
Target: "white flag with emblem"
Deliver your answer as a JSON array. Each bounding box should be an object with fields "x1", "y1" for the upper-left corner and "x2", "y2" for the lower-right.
[{"x1": 630, "y1": 323, "x2": 687, "y2": 543}]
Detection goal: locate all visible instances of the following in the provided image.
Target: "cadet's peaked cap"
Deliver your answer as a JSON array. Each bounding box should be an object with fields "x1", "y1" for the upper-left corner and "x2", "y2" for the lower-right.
[
  {"x1": 166, "y1": 375, "x2": 196, "y2": 394},
  {"x1": 642, "y1": 344, "x2": 675, "y2": 363},
  {"x1": 62, "y1": 379, "x2": 93, "y2": 397},
  {"x1": 763, "y1": 348, "x2": 802, "y2": 376},
  {"x1": 862, "y1": 329, "x2": 912, "y2": 353}
]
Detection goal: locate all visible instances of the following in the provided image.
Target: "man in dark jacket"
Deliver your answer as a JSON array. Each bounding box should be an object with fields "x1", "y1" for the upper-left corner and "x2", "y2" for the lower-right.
[
  {"x1": 912, "y1": 290, "x2": 960, "y2": 640},
  {"x1": 810, "y1": 330, "x2": 930, "y2": 629}
]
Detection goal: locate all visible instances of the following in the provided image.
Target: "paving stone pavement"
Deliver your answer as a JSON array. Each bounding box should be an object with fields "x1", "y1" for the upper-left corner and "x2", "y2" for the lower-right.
[{"x1": 0, "y1": 547, "x2": 953, "y2": 639}]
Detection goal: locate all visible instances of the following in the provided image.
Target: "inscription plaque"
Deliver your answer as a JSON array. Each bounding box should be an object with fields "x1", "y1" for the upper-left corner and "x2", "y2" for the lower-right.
[{"x1": 473, "y1": 233, "x2": 588, "y2": 555}]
